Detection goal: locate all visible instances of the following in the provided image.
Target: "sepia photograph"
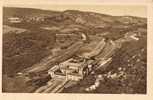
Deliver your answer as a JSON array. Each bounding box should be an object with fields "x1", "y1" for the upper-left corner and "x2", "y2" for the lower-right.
[{"x1": 2, "y1": 4, "x2": 147, "y2": 94}]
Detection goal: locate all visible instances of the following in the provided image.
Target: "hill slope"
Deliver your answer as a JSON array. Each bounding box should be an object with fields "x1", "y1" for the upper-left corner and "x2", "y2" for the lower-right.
[{"x1": 3, "y1": 7, "x2": 147, "y2": 93}]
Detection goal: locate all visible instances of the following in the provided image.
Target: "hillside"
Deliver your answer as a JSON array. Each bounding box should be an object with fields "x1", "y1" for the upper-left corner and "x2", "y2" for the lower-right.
[
  {"x1": 3, "y1": 29, "x2": 56, "y2": 75},
  {"x1": 3, "y1": 7, "x2": 146, "y2": 38},
  {"x1": 3, "y1": 7, "x2": 147, "y2": 93}
]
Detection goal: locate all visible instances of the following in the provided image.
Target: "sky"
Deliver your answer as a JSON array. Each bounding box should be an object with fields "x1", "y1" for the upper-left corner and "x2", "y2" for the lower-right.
[
  {"x1": 3, "y1": 0, "x2": 148, "y2": 17},
  {"x1": 3, "y1": 0, "x2": 151, "y2": 4}
]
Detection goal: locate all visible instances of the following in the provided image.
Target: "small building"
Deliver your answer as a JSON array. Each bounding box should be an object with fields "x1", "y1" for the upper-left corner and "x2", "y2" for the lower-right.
[
  {"x1": 66, "y1": 73, "x2": 83, "y2": 81},
  {"x1": 8, "y1": 17, "x2": 22, "y2": 23},
  {"x1": 48, "y1": 65, "x2": 65, "y2": 78}
]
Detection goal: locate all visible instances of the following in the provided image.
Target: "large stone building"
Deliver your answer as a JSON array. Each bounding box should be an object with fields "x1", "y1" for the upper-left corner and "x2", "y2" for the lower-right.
[{"x1": 48, "y1": 57, "x2": 95, "y2": 81}]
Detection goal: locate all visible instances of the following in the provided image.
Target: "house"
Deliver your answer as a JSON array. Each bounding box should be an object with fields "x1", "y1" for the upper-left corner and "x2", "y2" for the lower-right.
[
  {"x1": 8, "y1": 17, "x2": 22, "y2": 23},
  {"x1": 66, "y1": 73, "x2": 83, "y2": 81}
]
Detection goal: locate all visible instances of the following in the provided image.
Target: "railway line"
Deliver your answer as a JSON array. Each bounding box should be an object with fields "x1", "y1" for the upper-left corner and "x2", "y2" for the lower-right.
[
  {"x1": 35, "y1": 77, "x2": 68, "y2": 93},
  {"x1": 22, "y1": 41, "x2": 84, "y2": 74},
  {"x1": 20, "y1": 32, "x2": 132, "y2": 93},
  {"x1": 33, "y1": 37, "x2": 123, "y2": 93}
]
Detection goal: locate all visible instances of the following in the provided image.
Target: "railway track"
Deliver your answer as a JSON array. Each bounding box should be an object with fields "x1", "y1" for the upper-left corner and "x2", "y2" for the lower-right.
[
  {"x1": 22, "y1": 41, "x2": 84, "y2": 74},
  {"x1": 35, "y1": 77, "x2": 68, "y2": 93},
  {"x1": 34, "y1": 38, "x2": 121, "y2": 93},
  {"x1": 23, "y1": 33, "x2": 128, "y2": 93}
]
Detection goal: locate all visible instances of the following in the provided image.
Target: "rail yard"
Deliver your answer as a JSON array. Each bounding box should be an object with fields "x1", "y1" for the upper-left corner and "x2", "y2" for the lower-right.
[{"x1": 18, "y1": 32, "x2": 133, "y2": 93}]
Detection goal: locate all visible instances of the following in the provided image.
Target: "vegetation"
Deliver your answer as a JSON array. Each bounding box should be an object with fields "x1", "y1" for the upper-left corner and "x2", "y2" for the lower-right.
[
  {"x1": 3, "y1": 29, "x2": 56, "y2": 75},
  {"x1": 3, "y1": 7, "x2": 147, "y2": 93}
]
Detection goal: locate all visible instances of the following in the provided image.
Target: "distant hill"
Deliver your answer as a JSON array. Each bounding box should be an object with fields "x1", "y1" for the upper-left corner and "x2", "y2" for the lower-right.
[
  {"x1": 3, "y1": 7, "x2": 147, "y2": 39},
  {"x1": 3, "y1": 7, "x2": 60, "y2": 18},
  {"x1": 3, "y1": 7, "x2": 146, "y2": 28}
]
